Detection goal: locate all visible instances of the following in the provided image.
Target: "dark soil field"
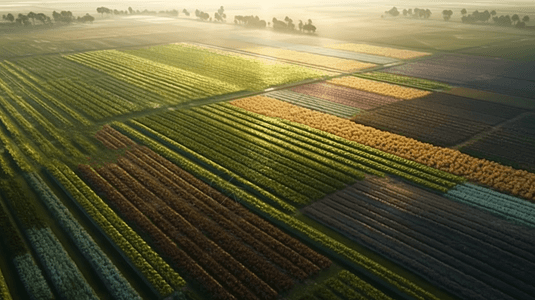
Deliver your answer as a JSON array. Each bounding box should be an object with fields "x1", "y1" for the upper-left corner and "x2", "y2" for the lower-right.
[{"x1": 383, "y1": 53, "x2": 535, "y2": 99}]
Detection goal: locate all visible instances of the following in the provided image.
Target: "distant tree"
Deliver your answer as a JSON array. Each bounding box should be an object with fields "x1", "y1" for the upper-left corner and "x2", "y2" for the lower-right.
[
  {"x1": 490, "y1": 10, "x2": 496, "y2": 17},
  {"x1": 413, "y1": 8, "x2": 420, "y2": 18},
  {"x1": 482, "y1": 10, "x2": 491, "y2": 22},
  {"x1": 461, "y1": 8, "x2": 467, "y2": 16},
  {"x1": 52, "y1": 10, "x2": 60, "y2": 22},
  {"x1": 402, "y1": 9, "x2": 408, "y2": 16},
  {"x1": 36, "y1": 13, "x2": 47, "y2": 24},
  {"x1": 182, "y1": 9, "x2": 190, "y2": 16},
  {"x1": 27, "y1": 12, "x2": 36, "y2": 25},
  {"x1": 303, "y1": 23, "x2": 316, "y2": 33},
  {"x1": 385, "y1": 7, "x2": 399, "y2": 17},
  {"x1": 128, "y1": 7, "x2": 133, "y2": 14},
  {"x1": 442, "y1": 10, "x2": 453, "y2": 21},
  {"x1": 516, "y1": 21, "x2": 526, "y2": 28},
  {"x1": 298, "y1": 20, "x2": 303, "y2": 31},
  {"x1": 81, "y1": 13, "x2": 94, "y2": 23},
  {"x1": 6, "y1": 13, "x2": 14, "y2": 22},
  {"x1": 407, "y1": 8, "x2": 412, "y2": 16},
  {"x1": 494, "y1": 14, "x2": 512, "y2": 26},
  {"x1": 424, "y1": 9, "x2": 431, "y2": 19},
  {"x1": 523, "y1": 15, "x2": 530, "y2": 23},
  {"x1": 418, "y1": 9, "x2": 426, "y2": 18},
  {"x1": 512, "y1": 14, "x2": 520, "y2": 25}
]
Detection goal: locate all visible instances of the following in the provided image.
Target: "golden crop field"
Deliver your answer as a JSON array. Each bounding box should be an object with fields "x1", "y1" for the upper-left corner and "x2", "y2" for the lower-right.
[{"x1": 328, "y1": 76, "x2": 431, "y2": 99}]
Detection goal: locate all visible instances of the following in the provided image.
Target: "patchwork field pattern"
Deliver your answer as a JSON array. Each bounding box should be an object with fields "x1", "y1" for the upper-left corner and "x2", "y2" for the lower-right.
[
  {"x1": 110, "y1": 121, "x2": 448, "y2": 300},
  {"x1": 65, "y1": 50, "x2": 244, "y2": 104},
  {"x1": 79, "y1": 128, "x2": 332, "y2": 300},
  {"x1": 0, "y1": 33, "x2": 534, "y2": 300},
  {"x1": 123, "y1": 43, "x2": 332, "y2": 91},
  {"x1": 230, "y1": 96, "x2": 535, "y2": 202},
  {"x1": 384, "y1": 53, "x2": 535, "y2": 99},
  {"x1": 290, "y1": 82, "x2": 403, "y2": 110},
  {"x1": 303, "y1": 176, "x2": 535, "y2": 300}
]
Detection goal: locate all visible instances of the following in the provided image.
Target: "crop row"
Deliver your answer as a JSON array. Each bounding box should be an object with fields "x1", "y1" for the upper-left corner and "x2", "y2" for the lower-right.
[
  {"x1": 85, "y1": 128, "x2": 332, "y2": 299},
  {"x1": 126, "y1": 43, "x2": 332, "y2": 91},
  {"x1": 265, "y1": 90, "x2": 360, "y2": 118},
  {"x1": 222, "y1": 101, "x2": 460, "y2": 190},
  {"x1": 25, "y1": 172, "x2": 142, "y2": 300},
  {"x1": 328, "y1": 76, "x2": 431, "y2": 99},
  {"x1": 0, "y1": 180, "x2": 99, "y2": 300},
  {"x1": 388, "y1": 95, "x2": 511, "y2": 126},
  {"x1": 46, "y1": 163, "x2": 182, "y2": 297},
  {"x1": 0, "y1": 96, "x2": 48, "y2": 169},
  {"x1": 303, "y1": 176, "x2": 535, "y2": 300},
  {"x1": 0, "y1": 194, "x2": 54, "y2": 300},
  {"x1": 152, "y1": 109, "x2": 348, "y2": 190},
  {"x1": 351, "y1": 106, "x2": 490, "y2": 147},
  {"x1": 298, "y1": 270, "x2": 392, "y2": 300},
  {"x1": 461, "y1": 127, "x2": 535, "y2": 175},
  {"x1": 229, "y1": 95, "x2": 535, "y2": 202},
  {"x1": 240, "y1": 45, "x2": 376, "y2": 71},
  {"x1": 107, "y1": 124, "x2": 331, "y2": 269},
  {"x1": 46, "y1": 80, "x2": 120, "y2": 120},
  {"x1": 0, "y1": 80, "x2": 61, "y2": 159},
  {"x1": 354, "y1": 72, "x2": 452, "y2": 90},
  {"x1": 0, "y1": 74, "x2": 85, "y2": 160},
  {"x1": 0, "y1": 62, "x2": 72, "y2": 126},
  {"x1": 147, "y1": 106, "x2": 364, "y2": 192},
  {"x1": 326, "y1": 43, "x2": 430, "y2": 59},
  {"x1": 65, "y1": 50, "x2": 243, "y2": 103},
  {"x1": 290, "y1": 82, "x2": 403, "y2": 110},
  {"x1": 0, "y1": 61, "x2": 91, "y2": 126},
  {"x1": 0, "y1": 127, "x2": 34, "y2": 173},
  {"x1": 110, "y1": 122, "x2": 441, "y2": 300},
  {"x1": 79, "y1": 164, "x2": 235, "y2": 300},
  {"x1": 212, "y1": 103, "x2": 457, "y2": 189},
  {"x1": 102, "y1": 162, "x2": 284, "y2": 300},
  {"x1": 89, "y1": 78, "x2": 164, "y2": 110},
  {"x1": 11, "y1": 56, "x2": 101, "y2": 81},
  {"x1": 121, "y1": 119, "x2": 297, "y2": 212},
  {"x1": 0, "y1": 267, "x2": 12, "y2": 300},
  {"x1": 446, "y1": 183, "x2": 535, "y2": 227},
  {"x1": 136, "y1": 114, "x2": 333, "y2": 204}
]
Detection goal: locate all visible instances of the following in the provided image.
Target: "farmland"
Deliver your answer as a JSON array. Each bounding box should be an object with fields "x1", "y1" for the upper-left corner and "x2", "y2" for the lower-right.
[
  {"x1": 383, "y1": 53, "x2": 535, "y2": 99},
  {"x1": 0, "y1": 4, "x2": 534, "y2": 300}
]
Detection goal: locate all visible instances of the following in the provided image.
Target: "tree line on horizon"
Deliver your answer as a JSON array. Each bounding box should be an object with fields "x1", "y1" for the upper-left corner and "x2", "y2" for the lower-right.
[
  {"x1": 384, "y1": 6, "x2": 530, "y2": 28},
  {"x1": 2, "y1": 11, "x2": 94, "y2": 26}
]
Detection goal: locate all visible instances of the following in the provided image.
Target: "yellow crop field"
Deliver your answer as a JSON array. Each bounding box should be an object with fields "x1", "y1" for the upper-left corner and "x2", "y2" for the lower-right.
[
  {"x1": 241, "y1": 46, "x2": 376, "y2": 71},
  {"x1": 327, "y1": 43, "x2": 431, "y2": 59},
  {"x1": 328, "y1": 76, "x2": 431, "y2": 99},
  {"x1": 231, "y1": 96, "x2": 535, "y2": 202}
]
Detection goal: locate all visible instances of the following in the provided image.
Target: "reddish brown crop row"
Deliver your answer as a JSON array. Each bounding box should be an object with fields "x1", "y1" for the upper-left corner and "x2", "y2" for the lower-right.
[{"x1": 80, "y1": 126, "x2": 332, "y2": 300}]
